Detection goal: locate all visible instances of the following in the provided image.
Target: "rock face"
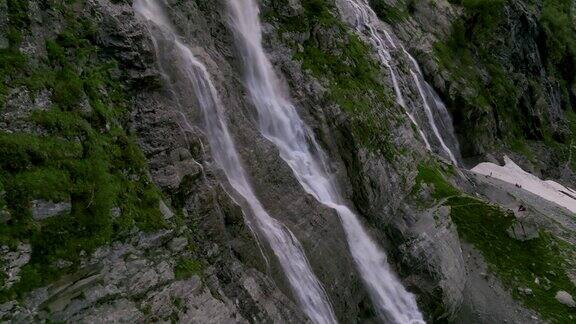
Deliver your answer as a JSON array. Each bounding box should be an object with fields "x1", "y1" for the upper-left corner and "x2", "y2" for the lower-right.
[
  {"x1": 0, "y1": 0, "x2": 575, "y2": 323},
  {"x1": 1, "y1": 229, "x2": 305, "y2": 323},
  {"x1": 0, "y1": 244, "x2": 31, "y2": 290},
  {"x1": 391, "y1": 0, "x2": 576, "y2": 179}
]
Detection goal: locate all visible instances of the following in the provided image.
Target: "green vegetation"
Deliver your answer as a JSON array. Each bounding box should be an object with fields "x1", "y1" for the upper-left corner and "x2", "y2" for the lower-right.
[
  {"x1": 6, "y1": 0, "x2": 30, "y2": 47},
  {"x1": 448, "y1": 196, "x2": 576, "y2": 322},
  {"x1": 369, "y1": 0, "x2": 410, "y2": 23},
  {"x1": 539, "y1": 0, "x2": 576, "y2": 83},
  {"x1": 0, "y1": 0, "x2": 164, "y2": 302},
  {"x1": 268, "y1": 0, "x2": 399, "y2": 158},
  {"x1": 1, "y1": 0, "x2": 31, "y2": 109},
  {"x1": 415, "y1": 165, "x2": 576, "y2": 322},
  {"x1": 435, "y1": 0, "x2": 576, "y2": 157},
  {"x1": 174, "y1": 258, "x2": 203, "y2": 280},
  {"x1": 434, "y1": 0, "x2": 524, "y2": 141},
  {"x1": 414, "y1": 164, "x2": 459, "y2": 199}
]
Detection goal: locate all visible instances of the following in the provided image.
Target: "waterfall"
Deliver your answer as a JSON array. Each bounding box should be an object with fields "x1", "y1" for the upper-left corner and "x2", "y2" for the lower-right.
[
  {"x1": 403, "y1": 47, "x2": 461, "y2": 166},
  {"x1": 227, "y1": 1, "x2": 424, "y2": 323},
  {"x1": 390, "y1": 65, "x2": 432, "y2": 151},
  {"x1": 133, "y1": 1, "x2": 337, "y2": 323},
  {"x1": 337, "y1": 0, "x2": 461, "y2": 166},
  {"x1": 410, "y1": 70, "x2": 459, "y2": 166}
]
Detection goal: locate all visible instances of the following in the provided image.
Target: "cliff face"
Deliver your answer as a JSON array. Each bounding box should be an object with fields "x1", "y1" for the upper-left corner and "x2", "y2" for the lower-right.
[
  {"x1": 389, "y1": 0, "x2": 576, "y2": 176},
  {"x1": 0, "y1": 0, "x2": 575, "y2": 323}
]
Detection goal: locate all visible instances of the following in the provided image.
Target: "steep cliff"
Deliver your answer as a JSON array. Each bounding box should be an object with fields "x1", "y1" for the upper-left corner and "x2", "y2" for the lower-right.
[{"x1": 0, "y1": 0, "x2": 575, "y2": 323}]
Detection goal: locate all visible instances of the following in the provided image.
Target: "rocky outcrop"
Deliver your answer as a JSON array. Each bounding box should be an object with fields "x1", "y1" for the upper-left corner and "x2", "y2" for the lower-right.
[
  {"x1": 0, "y1": 244, "x2": 31, "y2": 290},
  {"x1": 0, "y1": 228, "x2": 306, "y2": 323}
]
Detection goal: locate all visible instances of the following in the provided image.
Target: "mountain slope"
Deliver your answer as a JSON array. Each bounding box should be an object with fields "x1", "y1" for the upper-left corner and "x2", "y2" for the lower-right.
[{"x1": 0, "y1": 0, "x2": 575, "y2": 323}]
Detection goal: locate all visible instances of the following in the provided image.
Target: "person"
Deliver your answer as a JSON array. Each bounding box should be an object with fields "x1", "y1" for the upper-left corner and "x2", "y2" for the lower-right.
[{"x1": 518, "y1": 205, "x2": 526, "y2": 212}]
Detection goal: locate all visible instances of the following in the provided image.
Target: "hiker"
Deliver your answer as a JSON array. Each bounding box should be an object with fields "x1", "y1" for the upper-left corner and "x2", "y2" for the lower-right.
[{"x1": 518, "y1": 205, "x2": 526, "y2": 212}]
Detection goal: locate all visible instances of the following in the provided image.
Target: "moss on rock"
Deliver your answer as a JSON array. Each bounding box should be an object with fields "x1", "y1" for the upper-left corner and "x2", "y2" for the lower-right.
[{"x1": 0, "y1": 0, "x2": 165, "y2": 302}]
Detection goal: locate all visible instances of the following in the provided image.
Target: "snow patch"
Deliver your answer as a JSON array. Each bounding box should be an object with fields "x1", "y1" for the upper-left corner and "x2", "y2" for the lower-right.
[{"x1": 471, "y1": 156, "x2": 576, "y2": 214}]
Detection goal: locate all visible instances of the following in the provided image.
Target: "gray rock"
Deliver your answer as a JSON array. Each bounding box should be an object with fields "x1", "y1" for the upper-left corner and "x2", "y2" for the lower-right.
[
  {"x1": 0, "y1": 0, "x2": 7, "y2": 49},
  {"x1": 142, "y1": 276, "x2": 247, "y2": 323},
  {"x1": 31, "y1": 200, "x2": 72, "y2": 220},
  {"x1": 0, "y1": 208, "x2": 10, "y2": 223},
  {"x1": 1, "y1": 243, "x2": 32, "y2": 289},
  {"x1": 518, "y1": 287, "x2": 533, "y2": 295},
  {"x1": 555, "y1": 291, "x2": 576, "y2": 307},
  {"x1": 110, "y1": 207, "x2": 121, "y2": 219},
  {"x1": 168, "y1": 237, "x2": 188, "y2": 252},
  {"x1": 71, "y1": 298, "x2": 144, "y2": 324},
  {"x1": 0, "y1": 87, "x2": 51, "y2": 134},
  {"x1": 159, "y1": 200, "x2": 174, "y2": 220},
  {"x1": 0, "y1": 301, "x2": 17, "y2": 320},
  {"x1": 54, "y1": 259, "x2": 73, "y2": 270}
]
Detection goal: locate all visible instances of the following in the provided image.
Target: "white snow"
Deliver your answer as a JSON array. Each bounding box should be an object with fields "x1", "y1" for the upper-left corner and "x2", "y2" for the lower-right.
[{"x1": 471, "y1": 156, "x2": 576, "y2": 214}]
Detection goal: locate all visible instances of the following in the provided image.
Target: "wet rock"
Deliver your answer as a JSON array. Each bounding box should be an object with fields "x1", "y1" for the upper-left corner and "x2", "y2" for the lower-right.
[
  {"x1": 31, "y1": 200, "x2": 72, "y2": 220},
  {"x1": 555, "y1": 291, "x2": 576, "y2": 307}
]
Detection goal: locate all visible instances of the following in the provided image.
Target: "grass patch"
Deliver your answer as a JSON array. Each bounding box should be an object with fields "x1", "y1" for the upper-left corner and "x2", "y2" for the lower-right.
[
  {"x1": 174, "y1": 259, "x2": 203, "y2": 280},
  {"x1": 447, "y1": 196, "x2": 576, "y2": 322},
  {"x1": 414, "y1": 163, "x2": 459, "y2": 199},
  {"x1": 414, "y1": 162, "x2": 576, "y2": 321},
  {"x1": 369, "y1": 0, "x2": 420, "y2": 24}
]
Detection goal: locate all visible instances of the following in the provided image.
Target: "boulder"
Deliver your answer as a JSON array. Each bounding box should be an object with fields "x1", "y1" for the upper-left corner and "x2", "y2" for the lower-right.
[
  {"x1": 31, "y1": 200, "x2": 72, "y2": 220},
  {"x1": 555, "y1": 291, "x2": 575, "y2": 307}
]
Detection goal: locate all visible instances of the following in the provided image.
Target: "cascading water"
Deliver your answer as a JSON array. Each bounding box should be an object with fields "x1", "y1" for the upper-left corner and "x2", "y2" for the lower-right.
[
  {"x1": 410, "y1": 70, "x2": 459, "y2": 166},
  {"x1": 227, "y1": 1, "x2": 424, "y2": 323},
  {"x1": 337, "y1": 0, "x2": 461, "y2": 166},
  {"x1": 403, "y1": 47, "x2": 461, "y2": 166},
  {"x1": 133, "y1": 1, "x2": 337, "y2": 323}
]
